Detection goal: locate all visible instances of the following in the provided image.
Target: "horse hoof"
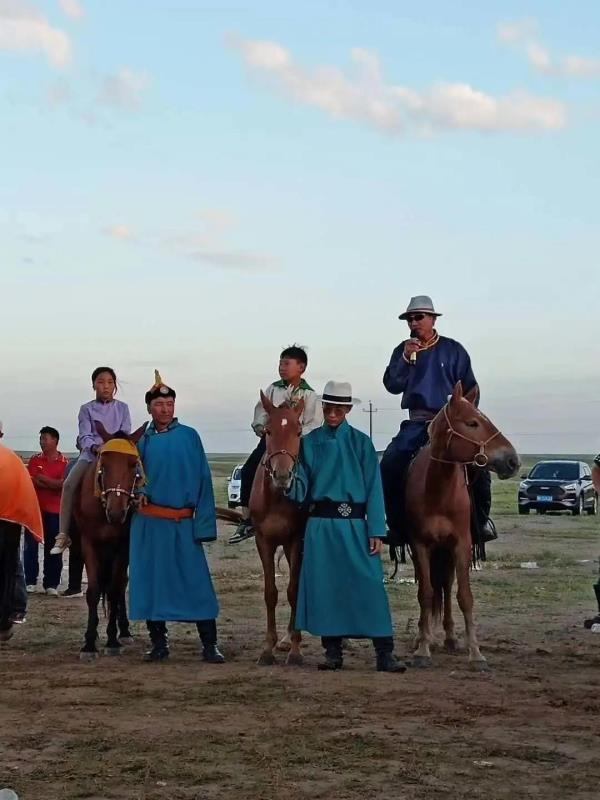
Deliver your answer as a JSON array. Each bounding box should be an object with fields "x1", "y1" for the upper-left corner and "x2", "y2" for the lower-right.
[
  {"x1": 257, "y1": 652, "x2": 277, "y2": 666},
  {"x1": 470, "y1": 659, "x2": 490, "y2": 673},
  {"x1": 412, "y1": 655, "x2": 433, "y2": 669},
  {"x1": 119, "y1": 636, "x2": 134, "y2": 646},
  {"x1": 285, "y1": 652, "x2": 304, "y2": 667},
  {"x1": 0, "y1": 628, "x2": 14, "y2": 643},
  {"x1": 79, "y1": 651, "x2": 99, "y2": 663},
  {"x1": 104, "y1": 646, "x2": 123, "y2": 657}
]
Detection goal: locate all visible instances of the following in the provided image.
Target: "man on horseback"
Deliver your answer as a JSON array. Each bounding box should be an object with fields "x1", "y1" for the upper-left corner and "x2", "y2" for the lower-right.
[
  {"x1": 380, "y1": 295, "x2": 493, "y2": 551},
  {"x1": 228, "y1": 345, "x2": 322, "y2": 544},
  {"x1": 130, "y1": 372, "x2": 225, "y2": 664}
]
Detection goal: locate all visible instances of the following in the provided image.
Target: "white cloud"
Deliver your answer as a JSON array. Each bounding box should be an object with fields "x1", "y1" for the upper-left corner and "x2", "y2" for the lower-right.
[
  {"x1": 103, "y1": 224, "x2": 136, "y2": 242},
  {"x1": 231, "y1": 37, "x2": 566, "y2": 134},
  {"x1": 499, "y1": 19, "x2": 600, "y2": 79},
  {"x1": 97, "y1": 68, "x2": 150, "y2": 110},
  {"x1": 58, "y1": 0, "x2": 84, "y2": 20},
  {"x1": 189, "y1": 248, "x2": 279, "y2": 272},
  {"x1": 0, "y1": 0, "x2": 72, "y2": 66},
  {"x1": 233, "y1": 39, "x2": 566, "y2": 135}
]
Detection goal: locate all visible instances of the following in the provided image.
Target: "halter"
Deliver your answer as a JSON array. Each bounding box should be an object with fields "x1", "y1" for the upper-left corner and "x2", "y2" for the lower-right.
[{"x1": 429, "y1": 404, "x2": 502, "y2": 468}]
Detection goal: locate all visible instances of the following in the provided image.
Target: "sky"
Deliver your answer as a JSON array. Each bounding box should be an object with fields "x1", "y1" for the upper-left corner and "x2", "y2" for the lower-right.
[{"x1": 1, "y1": 0, "x2": 599, "y2": 454}]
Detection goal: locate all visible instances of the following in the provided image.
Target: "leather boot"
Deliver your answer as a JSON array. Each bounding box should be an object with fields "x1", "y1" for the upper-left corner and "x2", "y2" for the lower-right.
[
  {"x1": 196, "y1": 620, "x2": 225, "y2": 663},
  {"x1": 144, "y1": 621, "x2": 169, "y2": 662},
  {"x1": 376, "y1": 651, "x2": 407, "y2": 673},
  {"x1": 318, "y1": 637, "x2": 343, "y2": 671}
]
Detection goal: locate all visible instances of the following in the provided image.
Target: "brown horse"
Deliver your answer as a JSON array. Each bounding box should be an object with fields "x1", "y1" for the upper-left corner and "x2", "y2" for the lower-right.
[
  {"x1": 249, "y1": 392, "x2": 306, "y2": 666},
  {"x1": 76, "y1": 422, "x2": 146, "y2": 661},
  {"x1": 592, "y1": 462, "x2": 600, "y2": 495},
  {"x1": 405, "y1": 382, "x2": 520, "y2": 670}
]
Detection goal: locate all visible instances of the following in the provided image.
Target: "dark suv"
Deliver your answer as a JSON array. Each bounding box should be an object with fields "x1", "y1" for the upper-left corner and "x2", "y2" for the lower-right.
[{"x1": 518, "y1": 460, "x2": 597, "y2": 515}]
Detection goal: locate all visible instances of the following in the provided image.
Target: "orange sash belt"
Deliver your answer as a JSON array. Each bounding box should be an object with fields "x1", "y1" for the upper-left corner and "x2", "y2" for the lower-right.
[{"x1": 139, "y1": 503, "x2": 194, "y2": 522}]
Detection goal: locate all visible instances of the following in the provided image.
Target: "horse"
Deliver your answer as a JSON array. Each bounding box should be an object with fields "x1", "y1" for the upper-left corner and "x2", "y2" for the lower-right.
[
  {"x1": 405, "y1": 381, "x2": 520, "y2": 670},
  {"x1": 250, "y1": 392, "x2": 306, "y2": 666},
  {"x1": 76, "y1": 422, "x2": 146, "y2": 661}
]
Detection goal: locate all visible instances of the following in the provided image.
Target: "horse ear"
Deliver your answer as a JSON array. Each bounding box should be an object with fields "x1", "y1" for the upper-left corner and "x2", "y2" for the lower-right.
[
  {"x1": 129, "y1": 422, "x2": 148, "y2": 444},
  {"x1": 449, "y1": 382, "x2": 463, "y2": 405},
  {"x1": 95, "y1": 421, "x2": 111, "y2": 442},
  {"x1": 464, "y1": 385, "x2": 479, "y2": 406},
  {"x1": 260, "y1": 390, "x2": 275, "y2": 415}
]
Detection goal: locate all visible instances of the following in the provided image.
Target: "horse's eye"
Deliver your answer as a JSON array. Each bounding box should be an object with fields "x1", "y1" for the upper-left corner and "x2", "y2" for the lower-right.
[{"x1": 466, "y1": 420, "x2": 479, "y2": 428}]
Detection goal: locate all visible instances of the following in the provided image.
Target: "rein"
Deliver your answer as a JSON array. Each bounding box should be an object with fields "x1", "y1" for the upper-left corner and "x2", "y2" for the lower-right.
[
  {"x1": 95, "y1": 452, "x2": 145, "y2": 509},
  {"x1": 429, "y1": 404, "x2": 501, "y2": 469}
]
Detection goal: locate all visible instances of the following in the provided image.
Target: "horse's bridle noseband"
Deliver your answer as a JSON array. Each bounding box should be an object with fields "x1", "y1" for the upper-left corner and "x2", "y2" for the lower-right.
[
  {"x1": 96, "y1": 458, "x2": 143, "y2": 508},
  {"x1": 429, "y1": 404, "x2": 501, "y2": 468},
  {"x1": 263, "y1": 449, "x2": 298, "y2": 480}
]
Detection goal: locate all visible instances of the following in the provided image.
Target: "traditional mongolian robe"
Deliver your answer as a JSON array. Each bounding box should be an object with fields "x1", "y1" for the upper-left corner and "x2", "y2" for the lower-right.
[
  {"x1": 129, "y1": 420, "x2": 219, "y2": 622},
  {"x1": 288, "y1": 421, "x2": 393, "y2": 638}
]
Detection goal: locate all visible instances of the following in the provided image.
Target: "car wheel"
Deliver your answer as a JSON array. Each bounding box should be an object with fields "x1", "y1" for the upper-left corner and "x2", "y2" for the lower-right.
[
  {"x1": 586, "y1": 493, "x2": 598, "y2": 516},
  {"x1": 518, "y1": 507, "x2": 530, "y2": 515},
  {"x1": 572, "y1": 494, "x2": 584, "y2": 516},
  {"x1": 536, "y1": 508, "x2": 546, "y2": 515}
]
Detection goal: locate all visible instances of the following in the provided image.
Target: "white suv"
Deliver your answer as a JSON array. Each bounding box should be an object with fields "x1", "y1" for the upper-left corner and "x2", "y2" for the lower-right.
[{"x1": 227, "y1": 465, "x2": 243, "y2": 508}]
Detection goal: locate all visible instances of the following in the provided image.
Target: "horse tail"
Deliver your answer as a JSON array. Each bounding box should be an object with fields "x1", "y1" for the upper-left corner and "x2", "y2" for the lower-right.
[
  {"x1": 430, "y1": 548, "x2": 453, "y2": 622},
  {"x1": 98, "y1": 546, "x2": 113, "y2": 617}
]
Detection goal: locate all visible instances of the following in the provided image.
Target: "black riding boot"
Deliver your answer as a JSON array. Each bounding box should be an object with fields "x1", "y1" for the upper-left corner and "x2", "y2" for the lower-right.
[
  {"x1": 144, "y1": 621, "x2": 169, "y2": 662},
  {"x1": 373, "y1": 637, "x2": 406, "y2": 673},
  {"x1": 584, "y1": 579, "x2": 600, "y2": 629},
  {"x1": 196, "y1": 620, "x2": 225, "y2": 663},
  {"x1": 318, "y1": 637, "x2": 343, "y2": 670}
]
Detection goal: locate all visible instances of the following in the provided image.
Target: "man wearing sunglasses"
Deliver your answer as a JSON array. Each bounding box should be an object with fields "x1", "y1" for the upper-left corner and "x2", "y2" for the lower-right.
[{"x1": 380, "y1": 295, "x2": 493, "y2": 555}]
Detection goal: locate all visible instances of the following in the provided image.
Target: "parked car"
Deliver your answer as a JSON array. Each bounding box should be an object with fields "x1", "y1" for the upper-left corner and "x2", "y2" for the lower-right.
[
  {"x1": 227, "y1": 465, "x2": 243, "y2": 508},
  {"x1": 518, "y1": 460, "x2": 597, "y2": 516}
]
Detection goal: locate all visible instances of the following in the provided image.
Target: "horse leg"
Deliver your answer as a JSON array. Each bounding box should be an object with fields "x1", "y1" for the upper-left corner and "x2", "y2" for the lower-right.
[
  {"x1": 442, "y1": 551, "x2": 459, "y2": 653},
  {"x1": 118, "y1": 589, "x2": 133, "y2": 644},
  {"x1": 80, "y1": 538, "x2": 100, "y2": 661},
  {"x1": 255, "y1": 534, "x2": 278, "y2": 665},
  {"x1": 455, "y1": 541, "x2": 488, "y2": 670},
  {"x1": 282, "y1": 537, "x2": 303, "y2": 666},
  {"x1": 104, "y1": 546, "x2": 124, "y2": 656},
  {"x1": 412, "y1": 542, "x2": 434, "y2": 667}
]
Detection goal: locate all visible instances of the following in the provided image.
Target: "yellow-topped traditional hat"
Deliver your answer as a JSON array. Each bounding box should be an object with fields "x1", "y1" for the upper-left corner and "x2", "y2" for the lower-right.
[{"x1": 145, "y1": 369, "x2": 176, "y2": 405}]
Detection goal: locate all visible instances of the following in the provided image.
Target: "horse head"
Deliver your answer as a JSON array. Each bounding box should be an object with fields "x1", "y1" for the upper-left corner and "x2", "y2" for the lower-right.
[
  {"x1": 260, "y1": 391, "x2": 304, "y2": 491},
  {"x1": 94, "y1": 422, "x2": 148, "y2": 525},
  {"x1": 429, "y1": 382, "x2": 520, "y2": 480}
]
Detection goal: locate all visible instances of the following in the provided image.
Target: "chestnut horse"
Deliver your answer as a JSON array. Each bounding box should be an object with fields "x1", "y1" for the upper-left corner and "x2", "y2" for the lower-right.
[
  {"x1": 405, "y1": 382, "x2": 520, "y2": 670},
  {"x1": 250, "y1": 392, "x2": 306, "y2": 666},
  {"x1": 76, "y1": 423, "x2": 146, "y2": 661}
]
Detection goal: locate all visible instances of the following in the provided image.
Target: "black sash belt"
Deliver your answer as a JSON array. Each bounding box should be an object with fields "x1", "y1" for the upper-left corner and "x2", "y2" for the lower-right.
[{"x1": 308, "y1": 500, "x2": 367, "y2": 519}]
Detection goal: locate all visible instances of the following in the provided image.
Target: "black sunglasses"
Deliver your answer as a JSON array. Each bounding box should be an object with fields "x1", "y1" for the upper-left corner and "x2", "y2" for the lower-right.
[{"x1": 406, "y1": 313, "x2": 427, "y2": 322}]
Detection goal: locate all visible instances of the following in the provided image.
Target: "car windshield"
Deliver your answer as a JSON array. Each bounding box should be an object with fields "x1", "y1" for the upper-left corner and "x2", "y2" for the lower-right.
[
  {"x1": 232, "y1": 468, "x2": 242, "y2": 480},
  {"x1": 529, "y1": 463, "x2": 579, "y2": 481}
]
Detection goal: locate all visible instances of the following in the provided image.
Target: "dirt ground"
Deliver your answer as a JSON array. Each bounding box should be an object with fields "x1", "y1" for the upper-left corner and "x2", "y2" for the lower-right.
[{"x1": 1, "y1": 511, "x2": 599, "y2": 800}]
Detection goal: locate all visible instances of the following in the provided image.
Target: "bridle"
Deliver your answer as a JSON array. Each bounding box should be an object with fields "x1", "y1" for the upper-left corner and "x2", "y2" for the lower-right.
[
  {"x1": 96, "y1": 456, "x2": 143, "y2": 510},
  {"x1": 429, "y1": 404, "x2": 501, "y2": 468},
  {"x1": 263, "y1": 448, "x2": 298, "y2": 480}
]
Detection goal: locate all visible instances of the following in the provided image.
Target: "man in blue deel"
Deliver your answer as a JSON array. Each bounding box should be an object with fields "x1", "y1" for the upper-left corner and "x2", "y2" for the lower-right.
[
  {"x1": 380, "y1": 295, "x2": 494, "y2": 551},
  {"x1": 130, "y1": 371, "x2": 224, "y2": 664}
]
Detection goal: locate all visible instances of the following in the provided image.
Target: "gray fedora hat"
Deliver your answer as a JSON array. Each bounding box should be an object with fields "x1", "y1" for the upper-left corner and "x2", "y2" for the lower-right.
[
  {"x1": 399, "y1": 295, "x2": 442, "y2": 320},
  {"x1": 319, "y1": 380, "x2": 361, "y2": 406}
]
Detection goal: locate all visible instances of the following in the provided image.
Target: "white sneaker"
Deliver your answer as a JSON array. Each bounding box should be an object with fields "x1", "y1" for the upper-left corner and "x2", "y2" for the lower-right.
[
  {"x1": 50, "y1": 532, "x2": 71, "y2": 555},
  {"x1": 45, "y1": 587, "x2": 59, "y2": 597},
  {"x1": 26, "y1": 584, "x2": 38, "y2": 593}
]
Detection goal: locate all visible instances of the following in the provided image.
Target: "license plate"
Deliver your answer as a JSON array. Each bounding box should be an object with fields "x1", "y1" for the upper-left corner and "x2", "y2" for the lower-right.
[{"x1": 537, "y1": 495, "x2": 552, "y2": 502}]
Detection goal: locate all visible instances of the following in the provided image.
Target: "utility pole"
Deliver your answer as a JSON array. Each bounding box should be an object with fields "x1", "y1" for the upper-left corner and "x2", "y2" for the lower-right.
[{"x1": 362, "y1": 401, "x2": 378, "y2": 440}]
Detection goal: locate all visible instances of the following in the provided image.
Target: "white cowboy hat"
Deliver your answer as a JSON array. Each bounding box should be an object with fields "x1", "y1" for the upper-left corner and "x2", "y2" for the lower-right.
[
  {"x1": 398, "y1": 295, "x2": 442, "y2": 320},
  {"x1": 320, "y1": 380, "x2": 361, "y2": 406}
]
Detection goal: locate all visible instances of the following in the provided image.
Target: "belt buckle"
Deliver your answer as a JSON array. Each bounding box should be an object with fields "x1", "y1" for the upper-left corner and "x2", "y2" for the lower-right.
[{"x1": 337, "y1": 503, "x2": 352, "y2": 518}]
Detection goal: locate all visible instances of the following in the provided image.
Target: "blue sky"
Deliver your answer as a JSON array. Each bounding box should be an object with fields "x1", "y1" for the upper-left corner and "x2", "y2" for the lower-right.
[{"x1": 1, "y1": 0, "x2": 599, "y2": 453}]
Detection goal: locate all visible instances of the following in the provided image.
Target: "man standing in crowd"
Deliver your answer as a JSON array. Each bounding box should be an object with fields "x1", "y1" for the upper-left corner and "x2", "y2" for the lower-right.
[
  {"x1": 130, "y1": 372, "x2": 225, "y2": 664},
  {"x1": 26, "y1": 427, "x2": 68, "y2": 595}
]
